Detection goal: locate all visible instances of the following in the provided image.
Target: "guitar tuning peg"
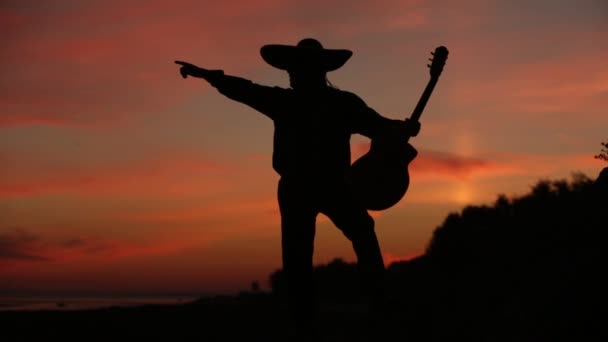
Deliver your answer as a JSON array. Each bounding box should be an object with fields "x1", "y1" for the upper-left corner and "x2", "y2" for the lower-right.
[
  {"x1": 428, "y1": 58, "x2": 433, "y2": 61},
  {"x1": 427, "y1": 64, "x2": 431, "y2": 68},
  {"x1": 431, "y1": 51, "x2": 435, "y2": 55}
]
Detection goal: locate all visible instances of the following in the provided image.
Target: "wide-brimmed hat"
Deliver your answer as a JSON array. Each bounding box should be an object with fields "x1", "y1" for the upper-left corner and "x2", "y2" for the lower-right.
[{"x1": 260, "y1": 38, "x2": 352, "y2": 72}]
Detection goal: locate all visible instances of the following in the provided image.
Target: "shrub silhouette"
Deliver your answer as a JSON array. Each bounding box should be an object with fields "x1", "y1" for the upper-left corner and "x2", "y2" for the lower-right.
[
  {"x1": 267, "y1": 172, "x2": 606, "y2": 340},
  {"x1": 269, "y1": 258, "x2": 360, "y2": 303},
  {"x1": 399, "y1": 172, "x2": 606, "y2": 340}
]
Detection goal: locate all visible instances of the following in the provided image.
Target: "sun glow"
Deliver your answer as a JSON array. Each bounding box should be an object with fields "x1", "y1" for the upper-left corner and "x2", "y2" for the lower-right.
[{"x1": 454, "y1": 182, "x2": 474, "y2": 205}]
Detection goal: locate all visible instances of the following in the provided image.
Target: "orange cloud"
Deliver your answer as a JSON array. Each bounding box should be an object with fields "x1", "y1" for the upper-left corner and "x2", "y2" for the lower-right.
[
  {"x1": 354, "y1": 140, "x2": 605, "y2": 181},
  {"x1": 125, "y1": 196, "x2": 280, "y2": 228},
  {"x1": 351, "y1": 143, "x2": 602, "y2": 206},
  {"x1": 402, "y1": 151, "x2": 603, "y2": 205},
  {"x1": 353, "y1": 144, "x2": 516, "y2": 180},
  {"x1": 0, "y1": 226, "x2": 216, "y2": 271},
  {"x1": 410, "y1": 149, "x2": 515, "y2": 180}
]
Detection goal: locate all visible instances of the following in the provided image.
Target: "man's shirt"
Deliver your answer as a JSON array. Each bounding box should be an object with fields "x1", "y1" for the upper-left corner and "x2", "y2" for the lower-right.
[{"x1": 210, "y1": 75, "x2": 404, "y2": 181}]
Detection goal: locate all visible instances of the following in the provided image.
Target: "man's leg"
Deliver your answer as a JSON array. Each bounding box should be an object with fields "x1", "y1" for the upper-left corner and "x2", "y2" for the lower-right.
[
  {"x1": 277, "y1": 178, "x2": 318, "y2": 328},
  {"x1": 320, "y1": 184, "x2": 386, "y2": 308}
]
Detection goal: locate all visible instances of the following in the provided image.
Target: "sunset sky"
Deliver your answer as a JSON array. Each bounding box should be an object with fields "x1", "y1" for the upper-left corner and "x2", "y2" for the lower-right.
[{"x1": 1, "y1": 0, "x2": 607, "y2": 296}]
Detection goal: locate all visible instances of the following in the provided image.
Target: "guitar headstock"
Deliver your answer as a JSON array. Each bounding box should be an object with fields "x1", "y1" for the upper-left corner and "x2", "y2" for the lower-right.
[{"x1": 428, "y1": 46, "x2": 449, "y2": 79}]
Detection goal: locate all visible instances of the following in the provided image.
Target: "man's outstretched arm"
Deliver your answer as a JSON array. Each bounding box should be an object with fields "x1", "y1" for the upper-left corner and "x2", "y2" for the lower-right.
[
  {"x1": 175, "y1": 60, "x2": 283, "y2": 119},
  {"x1": 346, "y1": 92, "x2": 421, "y2": 140},
  {"x1": 175, "y1": 60, "x2": 224, "y2": 81}
]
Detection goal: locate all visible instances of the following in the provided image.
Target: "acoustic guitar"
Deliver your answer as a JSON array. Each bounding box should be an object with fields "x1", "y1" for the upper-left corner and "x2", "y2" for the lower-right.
[{"x1": 350, "y1": 46, "x2": 449, "y2": 211}]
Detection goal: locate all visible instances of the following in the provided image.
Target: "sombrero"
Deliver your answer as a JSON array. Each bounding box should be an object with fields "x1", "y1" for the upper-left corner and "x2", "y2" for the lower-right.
[{"x1": 260, "y1": 38, "x2": 352, "y2": 72}]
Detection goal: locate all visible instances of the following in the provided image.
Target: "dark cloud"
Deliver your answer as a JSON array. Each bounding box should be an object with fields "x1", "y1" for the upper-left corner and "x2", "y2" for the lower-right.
[
  {"x1": 0, "y1": 228, "x2": 49, "y2": 261},
  {"x1": 62, "y1": 237, "x2": 86, "y2": 248}
]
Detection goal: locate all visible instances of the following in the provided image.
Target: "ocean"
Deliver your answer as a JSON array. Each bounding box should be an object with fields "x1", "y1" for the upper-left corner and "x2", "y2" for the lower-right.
[{"x1": 0, "y1": 294, "x2": 199, "y2": 311}]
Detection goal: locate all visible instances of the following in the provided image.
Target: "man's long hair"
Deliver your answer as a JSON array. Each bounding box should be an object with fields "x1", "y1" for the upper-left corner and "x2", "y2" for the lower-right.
[{"x1": 326, "y1": 75, "x2": 339, "y2": 90}]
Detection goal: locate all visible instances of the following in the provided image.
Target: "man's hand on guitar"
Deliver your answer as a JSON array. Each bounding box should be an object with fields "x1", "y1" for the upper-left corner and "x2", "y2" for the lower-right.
[
  {"x1": 174, "y1": 61, "x2": 224, "y2": 83},
  {"x1": 403, "y1": 118, "x2": 421, "y2": 137}
]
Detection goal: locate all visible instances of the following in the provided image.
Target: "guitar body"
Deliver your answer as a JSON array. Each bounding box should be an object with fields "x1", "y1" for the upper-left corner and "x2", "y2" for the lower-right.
[
  {"x1": 351, "y1": 138, "x2": 418, "y2": 211},
  {"x1": 350, "y1": 45, "x2": 448, "y2": 211}
]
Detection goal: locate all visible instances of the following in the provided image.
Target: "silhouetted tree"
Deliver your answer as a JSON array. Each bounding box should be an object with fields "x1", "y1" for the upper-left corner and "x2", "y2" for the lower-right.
[
  {"x1": 595, "y1": 141, "x2": 608, "y2": 162},
  {"x1": 421, "y1": 172, "x2": 606, "y2": 340},
  {"x1": 251, "y1": 281, "x2": 260, "y2": 293}
]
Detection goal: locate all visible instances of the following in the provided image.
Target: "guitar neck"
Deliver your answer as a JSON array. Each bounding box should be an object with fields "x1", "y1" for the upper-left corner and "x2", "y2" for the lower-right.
[{"x1": 409, "y1": 76, "x2": 439, "y2": 122}]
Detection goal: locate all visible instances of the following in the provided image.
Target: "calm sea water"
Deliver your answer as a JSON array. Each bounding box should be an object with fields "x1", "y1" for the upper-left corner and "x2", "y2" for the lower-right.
[{"x1": 0, "y1": 294, "x2": 198, "y2": 311}]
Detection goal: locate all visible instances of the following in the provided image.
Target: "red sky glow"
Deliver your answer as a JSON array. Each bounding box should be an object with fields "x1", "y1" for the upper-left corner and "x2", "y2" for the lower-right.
[{"x1": 1, "y1": 0, "x2": 606, "y2": 295}]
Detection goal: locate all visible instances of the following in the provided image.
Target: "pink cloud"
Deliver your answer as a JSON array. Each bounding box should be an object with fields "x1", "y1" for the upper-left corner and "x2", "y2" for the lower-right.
[
  {"x1": 0, "y1": 7, "x2": 28, "y2": 31},
  {"x1": 1, "y1": 1, "x2": 281, "y2": 128},
  {"x1": 0, "y1": 153, "x2": 233, "y2": 198},
  {"x1": 0, "y1": 113, "x2": 72, "y2": 127},
  {"x1": 277, "y1": 0, "x2": 430, "y2": 38},
  {"x1": 0, "y1": 0, "x2": 439, "y2": 128},
  {"x1": 441, "y1": 28, "x2": 608, "y2": 120}
]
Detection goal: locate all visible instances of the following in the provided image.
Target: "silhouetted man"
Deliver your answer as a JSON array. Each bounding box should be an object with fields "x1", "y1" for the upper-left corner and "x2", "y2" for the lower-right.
[{"x1": 175, "y1": 38, "x2": 420, "y2": 330}]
